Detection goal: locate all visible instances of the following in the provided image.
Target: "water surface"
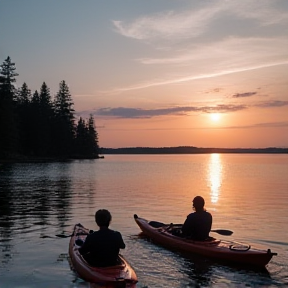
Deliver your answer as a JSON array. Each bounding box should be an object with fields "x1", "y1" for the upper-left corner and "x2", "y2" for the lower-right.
[{"x1": 0, "y1": 154, "x2": 287, "y2": 287}]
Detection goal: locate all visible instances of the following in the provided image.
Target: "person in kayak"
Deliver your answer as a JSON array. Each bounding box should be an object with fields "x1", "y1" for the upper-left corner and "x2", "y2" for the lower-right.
[
  {"x1": 78, "y1": 209, "x2": 126, "y2": 267},
  {"x1": 181, "y1": 196, "x2": 212, "y2": 240}
]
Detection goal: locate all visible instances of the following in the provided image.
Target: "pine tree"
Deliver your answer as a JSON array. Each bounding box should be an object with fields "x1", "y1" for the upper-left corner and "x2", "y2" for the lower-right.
[
  {"x1": 17, "y1": 82, "x2": 31, "y2": 104},
  {"x1": 53, "y1": 80, "x2": 75, "y2": 156},
  {"x1": 29, "y1": 90, "x2": 41, "y2": 155},
  {"x1": 74, "y1": 115, "x2": 99, "y2": 158},
  {"x1": 87, "y1": 114, "x2": 99, "y2": 157},
  {"x1": 38, "y1": 82, "x2": 53, "y2": 156},
  {"x1": 16, "y1": 83, "x2": 32, "y2": 154},
  {"x1": 0, "y1": 56, "x2": 19, "y2": 157},
  {"x1": 75, "y1": 117, "x2": 89, "y2": 156}
]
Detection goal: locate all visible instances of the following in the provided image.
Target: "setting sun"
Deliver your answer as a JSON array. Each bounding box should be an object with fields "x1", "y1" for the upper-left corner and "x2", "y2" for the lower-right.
[{"x1": 210, "y1": 113, "x2": 221, "y2": 122}]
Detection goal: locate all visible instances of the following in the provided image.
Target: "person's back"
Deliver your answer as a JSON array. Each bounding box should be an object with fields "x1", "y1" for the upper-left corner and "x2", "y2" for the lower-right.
[
  {"x1": 182, "y1": 196, "x2": 212, "y2": 240},
  {"x1": 79, "y1": 209, "x2": 125, "y2": 267}
]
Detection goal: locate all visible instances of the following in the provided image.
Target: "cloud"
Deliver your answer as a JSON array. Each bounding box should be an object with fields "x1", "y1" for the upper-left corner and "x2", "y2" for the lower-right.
[
  {"x1": 103, "y1": 61, "x2": 288, "y2": 94},
  {"x1": 109, "y1": 1, "x2": 288, "y2": 95},
  {"x1": 255, "y1": 100, "x2": 288, "y2": 107},
  {"x1": 112, "y1": 4, "x2": 221, "y2": 41},
  {"x1": 73, "y1": 121, "x2": 288, "y2": 131},
  {"x1": 205, "y1": 88, "x2": 223, "y2": 94},
  {"x1": 135, "y1": 37, "x2": 288, "y2": 72},
  {"x1": 113, "y1": 0, "x2": 288, "y2": 42},
  {"x1": 93, "y1": 104, "x2": 246, "y2": 119},
  {"x1": 81, "y1": 99, "x2": 288, "y2": 120},
  {"x1": 221, "y1": 121, "x2": 288, "y2": 129},
  {"x1": 233, "y1": 92, "x2": 257, "y2": 98}
]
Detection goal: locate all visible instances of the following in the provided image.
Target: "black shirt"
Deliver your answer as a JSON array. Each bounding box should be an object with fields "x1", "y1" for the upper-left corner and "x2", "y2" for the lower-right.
[
  {"x1": 182, "y1": 211, "x2": 212, "y2": 240},
  {"x1": 78, "y1": 228, "x2": 125, "y2": 267}
]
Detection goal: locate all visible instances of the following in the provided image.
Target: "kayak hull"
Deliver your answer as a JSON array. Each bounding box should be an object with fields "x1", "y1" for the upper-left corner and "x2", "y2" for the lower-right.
[
  {"x1": 134, "y1": 215, "x2": 277, "y2": 267},
  {"x1": 69, "y1": 223, "x2": 138, "y2": 286}
]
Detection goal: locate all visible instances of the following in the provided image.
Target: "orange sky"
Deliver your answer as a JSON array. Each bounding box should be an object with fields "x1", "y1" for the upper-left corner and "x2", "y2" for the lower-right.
[{"x1": 1, "y1": 1, "x2": 287, "y2": 148}]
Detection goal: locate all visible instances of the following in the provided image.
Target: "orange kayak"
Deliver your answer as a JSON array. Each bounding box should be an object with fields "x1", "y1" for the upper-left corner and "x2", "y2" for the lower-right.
[
  {"x1": 134, "y1": 214, "x2": 277, "y2": 267},
  {"x1": 69, "y1": 223, "x2": 138, "y2": 287}
]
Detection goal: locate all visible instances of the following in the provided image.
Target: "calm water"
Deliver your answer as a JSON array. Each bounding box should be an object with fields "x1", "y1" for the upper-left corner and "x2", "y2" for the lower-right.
[{"x1": 0, "y1": 154, "x2": 287, "y2": 288}]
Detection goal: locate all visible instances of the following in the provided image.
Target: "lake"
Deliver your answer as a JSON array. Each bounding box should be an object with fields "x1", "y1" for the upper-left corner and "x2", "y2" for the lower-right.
[{"x1": 0, "y1": 154, "x2": 287, "y2": 288}]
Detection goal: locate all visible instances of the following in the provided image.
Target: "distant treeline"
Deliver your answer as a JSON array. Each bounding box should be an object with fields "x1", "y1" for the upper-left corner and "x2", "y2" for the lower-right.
[
  {"x1": 102, "y1": 146, "x2": 288, "y2": 154},
  {"x1": 0, "y1": 56, "x2": 99, "y2": 160}
]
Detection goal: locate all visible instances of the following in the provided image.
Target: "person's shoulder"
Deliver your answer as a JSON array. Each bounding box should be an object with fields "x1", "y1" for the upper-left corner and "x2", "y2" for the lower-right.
[
  {"x1": 107, "y1": 228, "x2": 120, "y2": 234},
  {"x1": 88, "y1": 230, "x2": 99, "y2": 237},
  {"x1": 110, "y1": 229, "x2": 123, "y2": 237},
  {"x1": 186, "y1": 212, "x2": 195, "y2": 218},
  {"x1": 204, "y1": 210, "x2": 213, "y2": 218},
  {"x1": 112, "y1": 229, "x2": 122, "y2": 235}
]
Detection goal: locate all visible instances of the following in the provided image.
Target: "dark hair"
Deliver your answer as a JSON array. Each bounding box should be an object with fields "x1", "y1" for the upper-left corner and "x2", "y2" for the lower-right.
[
  {"x1": 193, "y1": 196, "x2": 205, "y2": 211},
  {"x1": 95, "y1": 209, "x2": 112, "y2": 227}
]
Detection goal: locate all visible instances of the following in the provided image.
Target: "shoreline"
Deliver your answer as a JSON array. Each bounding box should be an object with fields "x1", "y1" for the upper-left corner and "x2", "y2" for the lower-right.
[
  {"x1": 1, "y1": 147, "x2": 287, "y2": 163},
  {"x1": 101, "y1": 146, "x2": 288, "y2": 154}
]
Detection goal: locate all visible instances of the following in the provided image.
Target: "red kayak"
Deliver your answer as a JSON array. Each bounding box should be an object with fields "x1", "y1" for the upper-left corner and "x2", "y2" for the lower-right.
[
  {"x1": 134, "y1": 214, "x2": 277, "y2": 267},
  {"x1": 69, "y1": 223, "x2": 138, "y2": 287}
]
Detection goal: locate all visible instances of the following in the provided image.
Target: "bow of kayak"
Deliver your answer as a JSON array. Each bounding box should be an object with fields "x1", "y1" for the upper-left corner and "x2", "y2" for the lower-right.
[
  {"x1": 69, "y1": 223, "x2": 138, "y2": 287},
  {"x1": 134, "y1": 214, "x2": 277, "y2": 267}
]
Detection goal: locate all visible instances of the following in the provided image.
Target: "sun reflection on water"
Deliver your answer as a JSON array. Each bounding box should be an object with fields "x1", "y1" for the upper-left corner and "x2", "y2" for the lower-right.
[{"x1": 208, "y1": 154, "x2": 222, "y2": 203}]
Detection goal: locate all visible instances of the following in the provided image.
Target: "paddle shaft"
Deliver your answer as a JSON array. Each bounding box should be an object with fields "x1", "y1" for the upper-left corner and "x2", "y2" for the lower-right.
[
  {"x1": 55, "y1": 232, "x2": 89, "y2": 238},
  {"x1": 149, "y1": 221, "x2": 233, "y2": 236},
  {"x1": 171, "y1": 225, "x2": 233, "y2": 236}
]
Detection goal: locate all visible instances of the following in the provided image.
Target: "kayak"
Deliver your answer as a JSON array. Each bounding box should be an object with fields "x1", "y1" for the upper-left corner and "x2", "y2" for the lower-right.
[
  {"x1": 69, "y1": 223, "x2": 138, "y2": 287},
  {"x1": 134, "y1": 214, "x2": 277, "y2": 267}
]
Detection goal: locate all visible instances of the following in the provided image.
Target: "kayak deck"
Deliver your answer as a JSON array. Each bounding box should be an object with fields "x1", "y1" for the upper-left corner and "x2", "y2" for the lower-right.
[
  {"x1": 69, "y1": 223, "x2": 138, "y2": 286},
  {"x1": 134, "y1": 214, "x2": 277, "y2": 267}
]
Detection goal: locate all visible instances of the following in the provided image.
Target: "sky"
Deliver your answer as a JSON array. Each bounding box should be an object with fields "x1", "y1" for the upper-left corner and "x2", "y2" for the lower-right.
[{"x1": 1, "y1": 0, "x2": 288, "y2": 148}]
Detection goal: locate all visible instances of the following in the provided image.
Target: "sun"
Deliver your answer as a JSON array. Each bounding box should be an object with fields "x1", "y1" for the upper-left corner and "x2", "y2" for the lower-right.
[{"x1": 210, "y1": 113, "x2": 221, "y2": 122}]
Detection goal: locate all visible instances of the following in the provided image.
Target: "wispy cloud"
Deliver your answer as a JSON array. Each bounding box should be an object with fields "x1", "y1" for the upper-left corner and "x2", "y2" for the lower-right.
[
  {"x1": 113, "y1": 3, "x2": 222, "y2": 41},
  {"x1": 113, "y1": 0, "x2": 288, "y2": 42},
  {"x1": 221, "y1": 121, "x2": 288, "y2": 129},
  {"x1": 82, "y1": 98, "x2": 288, "y2": 119},
  {"x1": 255, "y1": 100, "x2": 288, "y2": 107},
  {"x1": 93, "y1": 104, "x2": 246, "y2": 119},
  {"x1": 77, "y1": 121, "x2": 288, "y2": 131},
  {"x1": 136, "y1": 37, "x2": 288, "y2": 66},
  {"x1": 233, "y1": 92, "x2": 257, "y2": 98},
  {"x1": 108, "y1": 0, "x2": 288, "y2": 95},
  {"x1": 103, "y1": 61, "x2": 288, "y2": 94}
]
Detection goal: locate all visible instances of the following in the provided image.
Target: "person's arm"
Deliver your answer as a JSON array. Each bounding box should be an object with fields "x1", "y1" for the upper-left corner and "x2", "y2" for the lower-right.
[
  {"x1": 78, "y1": 234, "x2": 92, "y2": 255},
  {"x1": 182, "y1": 215, "x2": 192, "y2": 236},
  {"x1": 208, "y1": 213, "x2": 213, "y2": 231},
  {"x1": 117, "y1": 232, "x2": 126, "y2": 249}
]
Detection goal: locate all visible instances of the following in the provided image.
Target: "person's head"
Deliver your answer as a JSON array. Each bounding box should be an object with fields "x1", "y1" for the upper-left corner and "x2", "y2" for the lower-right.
[
  {"x1": 95, "y1": 209, "x2": 112, "y2": 227},
  {"x1": 192, "y1": 196, "x2": 205, "y2": 212}
]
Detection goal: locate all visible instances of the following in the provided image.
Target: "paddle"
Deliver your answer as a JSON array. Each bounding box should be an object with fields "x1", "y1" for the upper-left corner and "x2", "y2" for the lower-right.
[
  {"x1": 55, "y1": 232, "x2": 90, "y2": 238},
  {"x1": 210, "y1": 229, "x2": 233, "y2": 236},
  {"x1": 55, "y1": 233, "x2": 73, "y2": 238},
  {"x1": 148, "y1": 221, "x2": 233, "y2": 236}
]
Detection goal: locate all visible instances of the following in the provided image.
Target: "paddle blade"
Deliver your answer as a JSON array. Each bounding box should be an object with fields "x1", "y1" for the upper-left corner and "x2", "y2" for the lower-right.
[
  {"x1": 211, "y1": 229, "x2": 233, "y2": 236},
  {"x1": 55, "y1": 234, "x2": 72, "y2": 238}
]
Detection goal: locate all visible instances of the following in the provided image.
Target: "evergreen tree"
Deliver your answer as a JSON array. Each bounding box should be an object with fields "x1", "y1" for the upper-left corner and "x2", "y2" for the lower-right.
[
  {"x1": 87, "y1": 114, "x2": 99, "y2": 156},
  {"x1": 0, "y1": 57, "x2": 101, "y2": 160},
  {"x1": 53, "y1": 80, "x2": 75, "y2": 156},
  {"x1": 16, "y1": 83, "x2": 32, "y2": 153},
  {"x1": 17, "y1": 82, "x2": 31, "y2": 104},
  {"x1": 74, "y1": 115, "x2": 99, "y2": 158},
  {"x1": 38, "y1": 82, "x2": 53, "y2": 156},
  {"x1": 75, "y1": 117, "x2": 89, "y2": 156},
  {"x1": 29, "y1": 90, "x2": 41, "y2": 155},
  {"x1": 0, "y1": 56, "x2": 18, "y2": 95},
  {"x1": 0, "y1": 56, "x2": 19, "y2": 157}
]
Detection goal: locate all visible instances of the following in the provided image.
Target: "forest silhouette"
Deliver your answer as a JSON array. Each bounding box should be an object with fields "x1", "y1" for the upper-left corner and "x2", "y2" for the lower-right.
[{"x1": 0, "y1": 56, "x2": 99, "y2": 161}]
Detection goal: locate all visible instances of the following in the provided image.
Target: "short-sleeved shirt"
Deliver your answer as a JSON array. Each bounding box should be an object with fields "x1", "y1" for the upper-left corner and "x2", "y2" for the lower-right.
[
  {"x1": 79, "y1": 228, "x2": 125, "y2": 267},
  {"x1": 182, "y1": 211, "x2": 212, "y2": 240}
]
